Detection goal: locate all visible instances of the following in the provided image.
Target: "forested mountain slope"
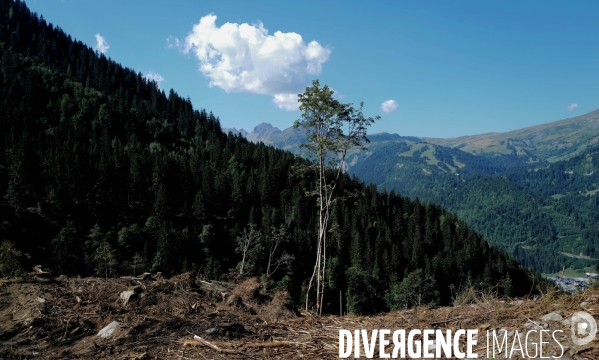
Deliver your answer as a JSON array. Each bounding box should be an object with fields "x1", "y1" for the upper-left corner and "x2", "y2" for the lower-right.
[
  {"x1": 349, "y1": 143, "x2": 599, "y2": 274},
  {"x1": 231, "y1": 113, "x2": 599, "y2": 273},
  {"x1": 0, "y1": 0, "x2": 536, "y2": 313},
  {"x1": 233, "y1": 121, "x2": 599, "y2": 275},
  {"x1": 505, "y1": 147, "x2": 599, "y2": 200}
]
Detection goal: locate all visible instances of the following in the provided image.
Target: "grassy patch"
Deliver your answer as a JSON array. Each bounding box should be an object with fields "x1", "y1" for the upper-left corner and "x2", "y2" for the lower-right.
[
  {"x1": 452, "y1": 156, "x2": 466, "y2": 169},
  {"x1": 421, "y1": 147, "x2": 439, "y2": 165},
  {"x1": 397, "y1": 143, "x2": 425, "y2": 157}
]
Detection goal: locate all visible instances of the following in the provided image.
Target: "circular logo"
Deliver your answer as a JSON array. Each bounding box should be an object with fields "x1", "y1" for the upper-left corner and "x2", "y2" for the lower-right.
[{"x1": 571, "y1": 311, "x2": 597, "y2": 346}]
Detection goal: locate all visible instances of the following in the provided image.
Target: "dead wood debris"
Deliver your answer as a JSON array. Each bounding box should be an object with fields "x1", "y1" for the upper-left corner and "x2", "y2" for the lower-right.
[{"x1": 1, "y1": 275, "x2": 599, "y2": 359}]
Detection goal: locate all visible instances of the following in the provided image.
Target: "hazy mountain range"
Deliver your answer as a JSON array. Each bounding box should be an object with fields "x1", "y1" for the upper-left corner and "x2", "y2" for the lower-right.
[{"x1": 226, "y1": 108, "x2": 599, "y2": 165}]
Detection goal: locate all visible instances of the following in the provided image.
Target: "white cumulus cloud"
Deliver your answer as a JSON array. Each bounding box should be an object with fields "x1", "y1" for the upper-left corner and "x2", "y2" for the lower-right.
[
  {"x1": 272, "y1": 94, "x2": 299, "y2": 111},
  {"x1": 567, "y1": 103, "x2": 579, "y2": 111},
  {"x1": 175, "y1": 14, "x2": 331, "y2": 110},
  {"x1": 380, "y1": 100, "x2": 399, "y2": 114},
  {"x1": 144, "y1": 71, "x2": 166, "y2": 89},
  {"x1": 94, "y1": 34, "x2": 109, "y2": 54}
]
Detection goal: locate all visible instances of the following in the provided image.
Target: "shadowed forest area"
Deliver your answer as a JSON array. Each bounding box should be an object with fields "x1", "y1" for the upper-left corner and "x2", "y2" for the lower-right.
[{"x1": 0, "y1": 0, "x2": 543, "y2": 315}]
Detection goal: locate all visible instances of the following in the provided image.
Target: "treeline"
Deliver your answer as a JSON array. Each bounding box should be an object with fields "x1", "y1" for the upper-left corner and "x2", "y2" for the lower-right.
[{"x1": 0, "y1": 0, "x2": 537, "y2": 313}]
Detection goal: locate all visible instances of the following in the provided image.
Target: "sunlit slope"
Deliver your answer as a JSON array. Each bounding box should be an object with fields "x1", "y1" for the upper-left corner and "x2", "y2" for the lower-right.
[{"x1": 425, "y1": 109, "x2": 599, "y2": 162}]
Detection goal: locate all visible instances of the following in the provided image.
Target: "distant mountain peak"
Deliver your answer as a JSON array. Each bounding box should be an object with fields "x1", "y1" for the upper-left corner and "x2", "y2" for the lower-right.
[
  {"x1": 253, "y1": 122, "x2": 281, "y2": 135},
  {"x1": 253, "y1": 122, "x2": 274, "y2": 130}
]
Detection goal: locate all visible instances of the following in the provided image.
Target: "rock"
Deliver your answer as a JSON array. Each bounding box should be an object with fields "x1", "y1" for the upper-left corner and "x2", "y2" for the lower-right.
[
  {"x1": 511, "y1": 300, "x2": 524, "y2": 306},
  {"x1": 541, "y1": 312, "x2": 563, "y2": 322},
  {"x1": 35, "y1": 296, "x2": 48, "y2": 314},
  {"x1": 204, "y1": 327, "x2": 218, "y2": 335},
  {"x1": 495, "y1": 328, "x2": 515, "y2": 338},
  {"x1": 524, "y1": 321, "x2": 542, "y2": 329},
  {"x1": 562, "y1": 319, "x2": 571, "y2": 327},
  {"x1": 203, "y1": 322, "x2": 245, "y2": 338},
  {"x1": 97, "y1": 321, "x2": 122, "y2": 338},
  {"x1": 120, "y1": 290, "x2": 138, "y2": 305}
]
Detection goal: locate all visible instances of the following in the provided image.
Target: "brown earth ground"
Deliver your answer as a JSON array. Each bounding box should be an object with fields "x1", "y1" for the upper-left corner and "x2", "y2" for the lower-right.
[{"x1": 1, "y1": 272, "x2": 599, "y2": 359}]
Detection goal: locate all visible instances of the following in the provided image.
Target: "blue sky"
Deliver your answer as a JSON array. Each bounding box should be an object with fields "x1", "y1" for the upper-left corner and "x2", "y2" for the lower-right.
[{"x1": 27, "y1": 0, "x2": 599, "y2": 137}]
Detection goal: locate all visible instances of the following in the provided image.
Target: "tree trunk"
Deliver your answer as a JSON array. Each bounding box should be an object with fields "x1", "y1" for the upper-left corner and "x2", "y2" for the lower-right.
[{"x1": 240, "y1": 251, "x2": 246, "y2": 275}]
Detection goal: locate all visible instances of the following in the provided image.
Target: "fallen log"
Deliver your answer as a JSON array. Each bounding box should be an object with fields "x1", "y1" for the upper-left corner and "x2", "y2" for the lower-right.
[{"x1": 192, "y1": 335, "x2": 238, "y2": 354}]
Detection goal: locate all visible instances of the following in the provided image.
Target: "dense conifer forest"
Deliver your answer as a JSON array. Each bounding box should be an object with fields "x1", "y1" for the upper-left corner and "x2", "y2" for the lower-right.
[
  {"x1": 350, "y1": 143, "x2": 599, "y2": 274},
  {"x1": 238, "y1": 121, "x2": 599, "y2": 274},
  {"x1": 0, "y1": 0, "x2": 539, "y2": 313}
]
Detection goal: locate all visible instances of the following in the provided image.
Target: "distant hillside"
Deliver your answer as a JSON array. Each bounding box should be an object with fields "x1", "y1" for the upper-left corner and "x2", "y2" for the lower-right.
[
  {"x1": 505, "y1": 147, "x2": 599, "y2": 198},
  {"x1": 348, "y1": 142, "x2": 599, "y2": 274},
  {"x1": 351, "y1": 152, "x2": 599, "y2": 273},
  {"x1": 229, "y1": 123, "x2": 531, "y2": 174},
  {"x1": 424, "y1": 109, "x2": 599, "y2": 162},
  {"x1": 234, "y1": 120, "x2": 599, "y2": 274}
]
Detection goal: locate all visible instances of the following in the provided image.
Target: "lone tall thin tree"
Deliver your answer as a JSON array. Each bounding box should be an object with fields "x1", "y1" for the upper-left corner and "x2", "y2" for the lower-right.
[{"x1": 294, "y1": 80, "x2": 379, "y2": 315}]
